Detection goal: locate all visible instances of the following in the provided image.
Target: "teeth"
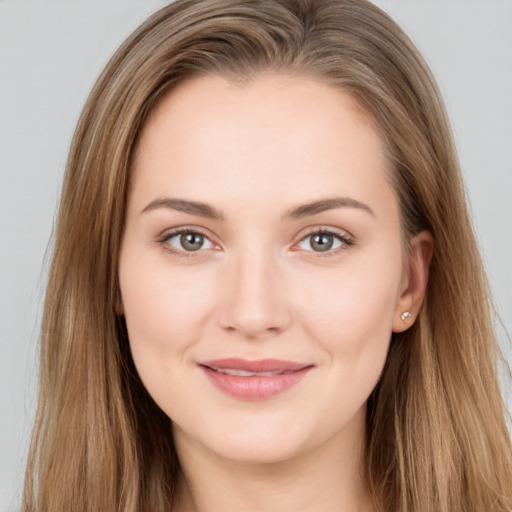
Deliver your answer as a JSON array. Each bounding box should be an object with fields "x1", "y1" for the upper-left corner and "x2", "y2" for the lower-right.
[{"x1": 213, "y1": 368, "x2": 283, "y2": 377}]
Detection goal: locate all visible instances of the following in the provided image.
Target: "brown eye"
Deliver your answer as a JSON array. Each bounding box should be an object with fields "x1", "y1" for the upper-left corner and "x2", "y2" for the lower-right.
[
  {"x1": 180, "y1": 233, "x2": 205, "y2": 251},
  {"x1": 298, "y1": 231, "x2": 349, "y2": 254},
  {"x1": 165, "y1": 230, "x2": 215, "y2": 252},
  {"x1": 310, "y1": 233, "x2": 334, "y2": 252}
]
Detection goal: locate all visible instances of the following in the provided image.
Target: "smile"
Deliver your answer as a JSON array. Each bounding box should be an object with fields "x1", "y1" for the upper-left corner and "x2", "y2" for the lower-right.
[
  {"x1": 198, "y1": 358, "x2": 314, "y2": 400},
  {"x1": 209, "y1": 368, "x2": 294, "y2": 377}
]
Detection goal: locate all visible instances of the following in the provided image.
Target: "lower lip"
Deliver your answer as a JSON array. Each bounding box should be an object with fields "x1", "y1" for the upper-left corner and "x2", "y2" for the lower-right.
[{"x1": 199, "y1": 366, "x2": 313, "y2": 400}]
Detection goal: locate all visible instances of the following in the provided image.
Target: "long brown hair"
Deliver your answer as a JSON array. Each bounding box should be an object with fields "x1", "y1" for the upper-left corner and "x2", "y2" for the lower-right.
[{"x1": 23, "y1": 1, "x2": 512, "y2": 511}]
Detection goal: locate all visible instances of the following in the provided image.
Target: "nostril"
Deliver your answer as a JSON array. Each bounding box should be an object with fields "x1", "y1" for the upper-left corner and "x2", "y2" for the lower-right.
[{"x1": 216, "y1": 272, "x2": 292, "y2": 337}]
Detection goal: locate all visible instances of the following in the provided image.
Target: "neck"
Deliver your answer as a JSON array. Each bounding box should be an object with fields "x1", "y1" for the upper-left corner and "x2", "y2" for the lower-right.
[{"x1": 172, "y1": 408, "x2": 373, "y2": 512}]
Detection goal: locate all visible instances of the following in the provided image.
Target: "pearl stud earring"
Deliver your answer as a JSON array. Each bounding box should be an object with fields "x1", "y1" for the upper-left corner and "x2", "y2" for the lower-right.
[{"x1": 400, "y1": 311, "x2": 412, "y2": 321}]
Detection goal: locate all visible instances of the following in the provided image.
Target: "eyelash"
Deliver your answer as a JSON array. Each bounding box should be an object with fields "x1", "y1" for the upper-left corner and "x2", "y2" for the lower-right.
[
  {"x1": 156, "y1": 226, "x2": 354, "y2": 259},
  {"x1": 156, "y1": 227, "x2": 216, "y2": 259},
  {"x1": 298, "y1": 228, "x2": 354, "y2": 258}
]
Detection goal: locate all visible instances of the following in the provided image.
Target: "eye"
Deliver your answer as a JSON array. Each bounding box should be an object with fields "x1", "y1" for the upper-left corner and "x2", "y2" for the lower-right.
[
  {"x1": 297, "y1": 230, "x2": 352, "y2": 254},
  {"x1": 161, "y1": 228, "x2": 216, "y2": 253}
]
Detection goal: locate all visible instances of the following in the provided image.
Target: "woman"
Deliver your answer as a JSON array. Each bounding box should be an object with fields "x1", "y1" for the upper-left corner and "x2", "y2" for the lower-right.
[{"x1": 23, "y1": 0, "x2": 512, "y2": 511}]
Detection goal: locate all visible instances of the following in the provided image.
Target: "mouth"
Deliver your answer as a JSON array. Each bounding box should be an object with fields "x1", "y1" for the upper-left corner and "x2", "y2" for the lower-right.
[
  {"x1": 206, "y1": 368, "x2": 298, "y2": 377},
  {"x1": 197, "y1": 358, "x2": 314, "y2": 400}
]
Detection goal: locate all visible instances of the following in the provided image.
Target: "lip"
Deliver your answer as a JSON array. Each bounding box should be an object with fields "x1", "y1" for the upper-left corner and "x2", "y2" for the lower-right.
[{"x1": 198, "y1": 358, "x2": 314, "y2": 400}]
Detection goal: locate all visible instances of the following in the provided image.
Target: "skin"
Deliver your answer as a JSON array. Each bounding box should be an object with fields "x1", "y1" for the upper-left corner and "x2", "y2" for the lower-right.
[{"x1": 118, "y1": 73, "x2": 432, "y2": 512}]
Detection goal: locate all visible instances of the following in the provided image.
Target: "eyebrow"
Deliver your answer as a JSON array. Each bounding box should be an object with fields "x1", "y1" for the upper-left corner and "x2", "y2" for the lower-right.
[
  {"x1": 283, "y1": 197, "x2": 375, "y2": 219},
  {"x1": 141, "y1": 198, "x2": 224, "y2": 220},
  {"x1": 141, "y1": 196, "x2": 374, "y2": 220}
]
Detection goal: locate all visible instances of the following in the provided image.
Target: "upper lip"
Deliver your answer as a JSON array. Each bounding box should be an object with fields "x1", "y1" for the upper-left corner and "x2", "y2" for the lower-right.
[{"x1": 198, "y1": 358, "x2": 312, "y2": 373}]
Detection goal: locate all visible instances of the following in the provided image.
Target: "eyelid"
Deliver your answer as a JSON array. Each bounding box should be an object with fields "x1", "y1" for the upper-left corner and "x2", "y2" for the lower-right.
[
  {"x1": 156, "y1": 225, "x2": 221, "y2": 257},
  {"x1": 292, "y1": 226, "x2": 355, "y2": 257},
  {"x1": 155, "y1": 224, "x2": 354, "y2": 259},
  {"x1": 295, "y1": 224, "x2": 354, "y2": 241}
]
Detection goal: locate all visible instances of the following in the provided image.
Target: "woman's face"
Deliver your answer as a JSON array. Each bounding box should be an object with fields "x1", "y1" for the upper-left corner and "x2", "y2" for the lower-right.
[{"x1": 118, "y1": 73, "x2": 424, "y2": 464}]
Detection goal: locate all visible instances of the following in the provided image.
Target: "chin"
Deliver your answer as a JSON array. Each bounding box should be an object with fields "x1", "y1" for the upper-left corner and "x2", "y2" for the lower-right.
[
  {"x1": 174, "y1": 408, "x2": 337, "y2": 467},
  {"x1": 208, "y1": 433, "x2": 309, "y2": 465}
]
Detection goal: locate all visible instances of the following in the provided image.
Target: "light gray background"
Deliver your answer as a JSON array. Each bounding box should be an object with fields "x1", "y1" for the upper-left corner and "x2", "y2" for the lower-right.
[{"x1": 1, "y1": 1, "x2": 511, "y2": 510}]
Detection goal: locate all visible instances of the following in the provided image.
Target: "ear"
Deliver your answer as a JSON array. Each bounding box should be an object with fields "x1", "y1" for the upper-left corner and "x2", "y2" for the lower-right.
[{"x1": 392, "y1": 230, "x2": 433, "y2": 333}]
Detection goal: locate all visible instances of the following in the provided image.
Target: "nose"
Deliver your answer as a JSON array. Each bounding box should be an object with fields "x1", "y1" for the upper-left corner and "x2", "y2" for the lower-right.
[{"x1": 217, "y1": 247, "x2": 291, "y2": 339}]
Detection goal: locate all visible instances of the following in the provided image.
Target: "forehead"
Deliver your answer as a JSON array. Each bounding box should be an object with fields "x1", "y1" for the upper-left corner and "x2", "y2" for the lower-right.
[{"x1": 129, "y1": 73, "x2": 395, "y2": 220}]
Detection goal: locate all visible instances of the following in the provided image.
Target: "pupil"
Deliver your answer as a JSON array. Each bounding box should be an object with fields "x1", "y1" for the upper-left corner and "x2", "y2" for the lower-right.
[
  {"x1": 181, "y1": 233, "x2": 204, "y2": 251},
  {"x1": 312, "y1": 234, "x2": 333, "y2": 252}
]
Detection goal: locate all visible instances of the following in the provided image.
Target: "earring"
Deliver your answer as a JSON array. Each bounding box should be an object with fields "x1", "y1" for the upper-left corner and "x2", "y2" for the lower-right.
[{"x1": 400, "y1": 311, "x2": 412, "y2": 321}]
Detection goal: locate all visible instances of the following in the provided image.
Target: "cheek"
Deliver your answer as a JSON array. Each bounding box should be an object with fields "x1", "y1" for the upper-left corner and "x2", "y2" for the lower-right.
[
  {"x1": 288, "y1": 255, "x2": 401, "y2": 430},
  {"x1": 292, "y1": 251, "x2": 402, "y2": 368},
  {"x1": 118, "y1": 252, "x2": 222, "y2": 420},
  {"x1": 119, "y1": 250, "x2": 217, "y2": 363}
]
